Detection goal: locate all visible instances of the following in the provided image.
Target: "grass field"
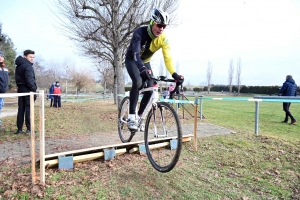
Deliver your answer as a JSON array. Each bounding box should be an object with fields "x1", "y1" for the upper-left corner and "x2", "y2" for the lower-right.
[
  {"x1": 185, "y1": 95, "x2": 300, "y2": 142},
  {"x1": 0, "y1": 97, "x2": 299, "y2": 199}
]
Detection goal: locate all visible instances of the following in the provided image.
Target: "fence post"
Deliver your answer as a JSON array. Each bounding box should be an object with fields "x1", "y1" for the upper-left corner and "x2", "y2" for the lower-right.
[
  {"x1": 194, "y1": 96, "x2": 198, "y2": 151},
  {"x1": 30, "y1": 92, "x2": 36, "y2": 184},
  {"x1": 255, "y1": 101, "x2": 259, "y2": 135},
  {"x1": 39, "y1": 90, "x2": 45, "y2": 183},
  {"x1": 199, "y1": 95, "x2": 203, "y2": 120}
]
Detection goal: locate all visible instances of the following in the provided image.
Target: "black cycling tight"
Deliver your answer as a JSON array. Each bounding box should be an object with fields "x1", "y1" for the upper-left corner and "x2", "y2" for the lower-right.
[{"x1": 125, "y1": 58, "x2": 153, "y2": 115}]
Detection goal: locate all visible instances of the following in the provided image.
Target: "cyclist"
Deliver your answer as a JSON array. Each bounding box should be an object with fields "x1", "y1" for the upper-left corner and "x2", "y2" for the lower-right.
[{"x1": 125, "y1": 8, "x2": 184, "y2": 130}]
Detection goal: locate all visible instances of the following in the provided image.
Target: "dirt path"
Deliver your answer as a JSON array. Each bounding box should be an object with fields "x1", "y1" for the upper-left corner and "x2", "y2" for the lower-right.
[
  {"x1": 0, "y1": 107, "x2": 18, "y2": 118},
  {"x1": 0, "y1": 103, "x2": 235, "y2": 164},
  {"x1": 0, "y1": 123, "x2": 234, "y2": 165}
]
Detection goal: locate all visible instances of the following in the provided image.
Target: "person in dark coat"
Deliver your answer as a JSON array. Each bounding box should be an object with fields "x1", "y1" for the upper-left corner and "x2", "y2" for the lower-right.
[
  {"x1": 14, "y1": 49, "x2": 37, "y2": 134},
  {"x1": 0, "y1": 50, "x2": 9, "y2": 129},
  {"x1": 49, "y1": 83, "x2": 55, "y2": 107},
  {"x1": 280, "y1": 75, "x2": 298, "y2": 124}
]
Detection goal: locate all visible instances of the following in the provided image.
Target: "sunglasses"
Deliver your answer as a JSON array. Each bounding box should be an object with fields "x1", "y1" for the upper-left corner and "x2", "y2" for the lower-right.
[{"x1": 156, "y1": 23, "x2": 167, "y2": 29}]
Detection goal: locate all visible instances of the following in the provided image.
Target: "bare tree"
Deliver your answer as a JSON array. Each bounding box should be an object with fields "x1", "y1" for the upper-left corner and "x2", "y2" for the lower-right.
[
  {"x1": 47, "y1": 59, "x2": 63, "y2": 82},
  {"x1": 123, "y1": 68, "x2": 129, "y2": 85},
  {"x1": 33, "y1": 57, "x2": 51, "y2": 89},
  {"x1": 96, "y1": 60, "x2": 114, "y2": 97},
  {"x1": 206, "y1": 61, "x2": 213, "y2": 94},
  {"x1": 228, "y1": 59, "x2": 234, "y2": 94},
  {"x1": 71, "y1": 67, "x2": 95, "y2": 94},
  {"x1": 236, "y1": 57, "x2": 242, "y2": 94},
  {"x1": 52, "y1": 0, "x2": 180, "y2": 105},
  {"x1": 60, "y1": 58, "x2": 75, "y2": 96},
  {"x1": 61, "y1": 58, "x2": 74, "y2": 80}
]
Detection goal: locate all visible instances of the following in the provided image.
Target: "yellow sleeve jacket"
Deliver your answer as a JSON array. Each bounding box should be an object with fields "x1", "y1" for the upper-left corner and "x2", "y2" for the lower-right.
[{"x1": 125, "y1": 26, "x2": 175, "y2": 75}]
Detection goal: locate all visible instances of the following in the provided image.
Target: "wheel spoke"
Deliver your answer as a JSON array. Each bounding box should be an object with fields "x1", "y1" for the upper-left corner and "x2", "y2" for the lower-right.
[
  {"x1": 144, "y1": 102, "x2": 182, "y2": 172},
  {"x1": 118, "y1": 97, "x2": 134, "y2": 143}
]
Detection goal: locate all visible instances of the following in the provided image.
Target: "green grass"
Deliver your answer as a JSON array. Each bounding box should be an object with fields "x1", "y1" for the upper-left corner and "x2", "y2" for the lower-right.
[
  {"x1": 0, "y1": 100, "x2": 117, "y2": 141},
  {"x1": 0, "y1": 98, "x2": 299, "y2": 199},
  {"x1": 209, "y1": 100, "x2": 299, "y2": 141},
  {"x1": 182, "y1": 95, "x2": 300, "y2": 142}
]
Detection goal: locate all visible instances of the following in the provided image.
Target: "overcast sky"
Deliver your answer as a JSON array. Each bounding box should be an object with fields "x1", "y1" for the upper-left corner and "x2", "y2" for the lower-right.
[{"x1": 1, "y1": 0, "x2": 300, "y2": 86}]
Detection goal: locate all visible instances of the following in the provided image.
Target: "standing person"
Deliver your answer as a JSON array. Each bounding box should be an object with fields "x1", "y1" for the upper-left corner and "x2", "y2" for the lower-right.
[
  {"x1": 125, "y1": 8, "x2": 184, "y2": 130},
  {"x1": 162, "y1": 88, "x2": 168, "y2": 99},
  {"x1": 14, "y1": 49, "x2": 37, "y2": 134},
  {"x1": 169, "y1": 83, "x2": 175, "y2": 94},
  {"x1": 0, "y1": 51, "x2": 9, "y2": 129},
  {"x1": 280, "y1": 75, "x2": 298, "y2": 125},
  {"x1": 53, "y1": 81, "x2": 62, "y2": 108},
  {"x1": 175, "y1": 86, "x2": 181, "y2": 109},
  {"x1": 49, "y1": 83, "x2": 55, "y2": 107}
]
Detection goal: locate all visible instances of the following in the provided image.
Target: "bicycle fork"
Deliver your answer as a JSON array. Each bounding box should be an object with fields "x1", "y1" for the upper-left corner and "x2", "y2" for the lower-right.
[{"x1": 152, "y1": 104, "x2": 168, "y2": 138}]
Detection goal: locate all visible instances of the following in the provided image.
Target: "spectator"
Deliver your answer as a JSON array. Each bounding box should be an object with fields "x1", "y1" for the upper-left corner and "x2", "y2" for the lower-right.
[
  {"x1": 175, "y1": 86, "x2": 181, "y2": 109},
  {"x1": 14, "y1": 49, "x2": 37, "y2": 134},
  {"x1": 162, "y1": 88, "x2": 168, "y2": 99},
  {"x1": 280, "y1": 75, "x2": 297, "y2": 125},
  {"x1": 0, "y1": 51, "x2": 9, "y2": 130},
  {"x1": 49, "y1": 82, "x2": 55, "y2": 107},
  {"x1": 169, "y1": 83, "x2": 175, "y2": 93},
  {"x1": 53, "y1": 81, "x2": 62, "y2": 108}
]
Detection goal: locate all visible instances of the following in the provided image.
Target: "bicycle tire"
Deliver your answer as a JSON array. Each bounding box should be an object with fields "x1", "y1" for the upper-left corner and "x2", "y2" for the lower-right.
[
  {"x1": 144, "y1": 102, "x2": 182, "y2": 172},
  {"x1": 118, "y1": 96, "x2": 134, "y2": 143}
]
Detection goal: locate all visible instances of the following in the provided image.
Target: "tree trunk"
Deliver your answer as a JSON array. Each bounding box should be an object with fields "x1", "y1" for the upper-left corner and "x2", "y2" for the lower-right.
[
  {"x1": 114, "y1": 49, "x2": 124, "y2": 106},
  {"x1": 104, "y1": 81, "x2": 107, "y2": 100},
  {"x1": 113, "y1": 73, "x2": 117, "y2": 104}
]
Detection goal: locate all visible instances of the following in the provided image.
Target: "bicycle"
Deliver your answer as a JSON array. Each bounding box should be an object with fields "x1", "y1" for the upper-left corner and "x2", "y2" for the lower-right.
[{"x1": 118, "y1": 76, "x2": 183, "y2": 172}]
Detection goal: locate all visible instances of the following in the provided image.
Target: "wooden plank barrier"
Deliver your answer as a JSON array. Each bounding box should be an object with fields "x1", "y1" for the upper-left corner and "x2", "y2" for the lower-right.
[
  {"x1": 41, "y1": 134, "x2": 193, "y2": 168},
  {"x1": 129, "y1": 136, "x2": 191, "y2": 153}
]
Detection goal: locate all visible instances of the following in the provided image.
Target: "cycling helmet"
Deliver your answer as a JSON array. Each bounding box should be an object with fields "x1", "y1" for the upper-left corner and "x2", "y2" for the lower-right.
[{"x1": 150, "y1": 8, "x2": 170, "y2": 25}]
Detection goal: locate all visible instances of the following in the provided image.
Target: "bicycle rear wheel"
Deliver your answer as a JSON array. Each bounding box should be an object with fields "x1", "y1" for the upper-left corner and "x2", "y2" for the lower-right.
[
  {"x1": 144, "y1": 102, "x2": 182, "y2": 172},
  {"x1": 118, "y1": 97, "x2": 134, "y2": 143}
]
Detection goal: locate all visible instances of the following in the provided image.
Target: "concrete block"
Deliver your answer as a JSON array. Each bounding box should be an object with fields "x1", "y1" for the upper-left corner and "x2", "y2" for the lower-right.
[
  {"x1": 104, "y1": 148, "x2": 116, "y2": 161},
  {"x1": 58, "y1": 155, "x2": 73, "y2": 170}
]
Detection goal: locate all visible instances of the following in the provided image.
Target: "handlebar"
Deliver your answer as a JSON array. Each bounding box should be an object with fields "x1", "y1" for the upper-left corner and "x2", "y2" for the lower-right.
[{"x1": 138, "y1": 76, "x2": 182, "y2": 99}]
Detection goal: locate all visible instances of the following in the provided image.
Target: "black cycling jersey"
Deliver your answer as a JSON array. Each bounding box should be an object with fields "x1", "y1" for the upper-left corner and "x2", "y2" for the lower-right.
[{"x1": 125, "y1": 26, "x2": 175, "y2": 74}]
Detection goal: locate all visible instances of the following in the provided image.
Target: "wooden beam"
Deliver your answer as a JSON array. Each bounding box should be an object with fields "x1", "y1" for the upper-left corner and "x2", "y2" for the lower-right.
[
  {"x1": 182, "y1": 136, "x2": 192, "y2": 142},
  {"x1": 128, "y1": 136, "x2": 192, "y2": 153},
  {"x1": 42, "y1": 135, "x2": 192, "y2": 168},
  {"x1": 148, "y1": 142, "x2": 169, "y2": 149},
  {"x1": 129, "y1": 147, "x2": 139, "y2": 154},
  {"x1": 44, "y1": 149, "x2": 127, "y2": 168},
  {"x1": 44, "y1": 134, "x2": 193, "y2": 161}
]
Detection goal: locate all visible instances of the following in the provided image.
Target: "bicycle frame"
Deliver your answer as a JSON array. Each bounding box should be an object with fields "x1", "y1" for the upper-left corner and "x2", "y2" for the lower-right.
[
  {"x1": 138, "y1": 85, "x2": 164, "y2": 137},
  {"x1": 120, "y1": 77, "x2": 179, "y2": 135},
  {"x1": 139, "y1": 77, "x2": 179, "y2": 137},
  {"x1": 118, "y1": 76, "x2": 183, "y2": 172},
  {"x1": 118, "y1": 85, "x2": 159, "y2": 131}
]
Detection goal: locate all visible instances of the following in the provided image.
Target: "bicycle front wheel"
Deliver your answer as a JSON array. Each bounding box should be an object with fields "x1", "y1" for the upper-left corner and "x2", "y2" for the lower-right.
[
  {"x1": 118, "y1": 96, "x2": 134, "y2": 143},
  {"x1": 144, "y1": 102, "x2": 182, "y2": 173}
]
